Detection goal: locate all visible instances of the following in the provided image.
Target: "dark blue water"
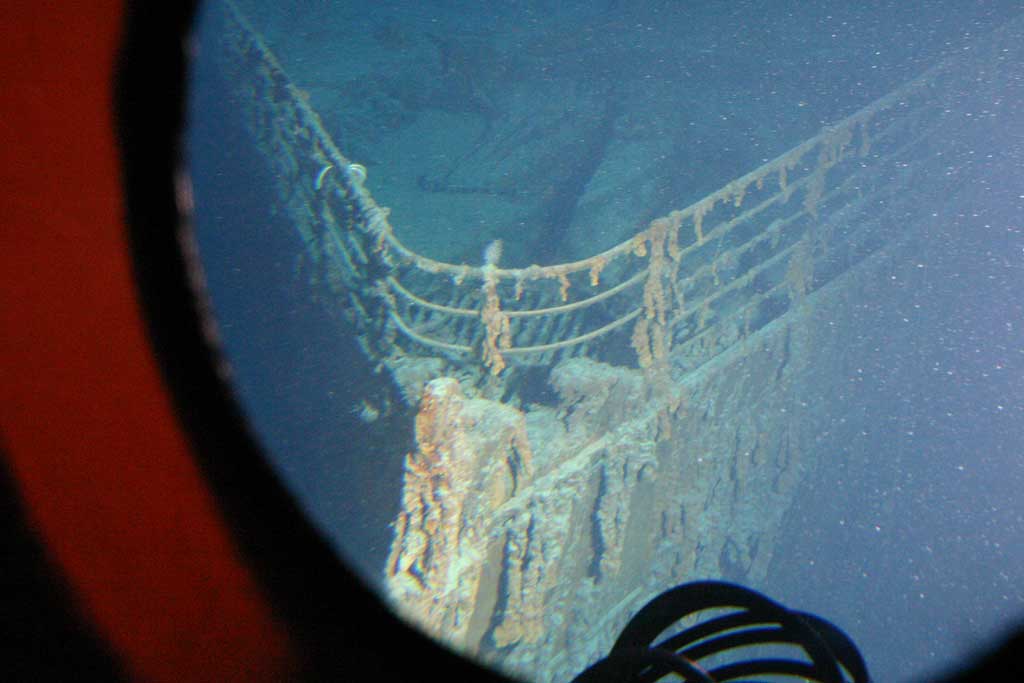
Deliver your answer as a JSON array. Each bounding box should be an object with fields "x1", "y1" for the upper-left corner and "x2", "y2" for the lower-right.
[
  {"x1": 186, "y1": 25, "x2": 408, "y2": 585},
  {"x1": 188, "y1": 1, "x2": 1024, "y2": 680}
]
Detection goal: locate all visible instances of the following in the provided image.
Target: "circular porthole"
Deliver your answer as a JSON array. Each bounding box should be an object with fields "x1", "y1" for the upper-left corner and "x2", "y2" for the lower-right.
[{"x1": 182, "y1": 2, "x2": 1024, "y2": 680}]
